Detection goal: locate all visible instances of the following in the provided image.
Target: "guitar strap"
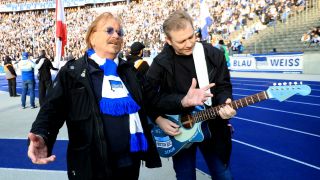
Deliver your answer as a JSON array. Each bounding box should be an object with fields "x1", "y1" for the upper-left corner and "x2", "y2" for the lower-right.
[{"x1": 193, "y1": 42, "x2": 212, "y2": 106}]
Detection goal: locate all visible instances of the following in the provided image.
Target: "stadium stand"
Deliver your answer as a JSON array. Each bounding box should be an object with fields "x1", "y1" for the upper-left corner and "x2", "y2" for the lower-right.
[
  {"x1": 0, "y1": 0, "x2": 319, "y2": 65},
  {"x1": 242, "y1": 1, "x2": 320, "y2": 53}
]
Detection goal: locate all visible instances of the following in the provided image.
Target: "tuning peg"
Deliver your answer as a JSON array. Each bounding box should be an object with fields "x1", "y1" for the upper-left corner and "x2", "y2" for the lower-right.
[
  {"x1": 300, "y1": 81, "x2": 303, "y2": 85},
  {"x1": 278, "y1": 83, "x2": 282, "y2": 86},
  {"x1": 289, "y1": 82, "x2": 292, "y2": 86},
  {"x1": 294, "y1": 82, "x2": 298, "y2": 85},
  {"x1": 283, "y1": 82, "x2": 287, "y2": 85},
  {"x1": 273, "y1": 83, "x2": 277, "y2": 86}
]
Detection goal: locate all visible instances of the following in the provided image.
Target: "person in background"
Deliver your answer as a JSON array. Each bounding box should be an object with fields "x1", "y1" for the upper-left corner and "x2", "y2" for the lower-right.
[
  {"x1": 237, "y1": 41, "x2": 244, "y2": 54},
  {"x1": 126, "y1": 41, "x2": 149, "y2": 76},
  {"x1": 146, "y1": 10, "x2": 236, "y2": 180},
  {"x1": 218, "y1": 40, "x2": 230, "y2": 67},
  {"x1": 3, "y1": 55, "x2": 19, "y2": 97},
  {"x1": 64, "y1": 53, "x2": 75, "y2": 61},
  {"x1": 195, "y1": 30, "x2": 201, "y2": 42},
  {"x1": 35, "y1": 50, "x2": 59, "y2": 107},
  {"x1": 18, "y1": 52, "x2": 37, "y2": 109},
  {"x1": 27, "y1": 12, "x2": 162, "y2": 180}
]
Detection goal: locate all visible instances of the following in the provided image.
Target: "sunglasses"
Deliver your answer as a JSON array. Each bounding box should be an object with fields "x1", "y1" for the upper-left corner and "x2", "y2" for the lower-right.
[{"x1": 105, "y1": 27, "x2": 124, "y2": 37}]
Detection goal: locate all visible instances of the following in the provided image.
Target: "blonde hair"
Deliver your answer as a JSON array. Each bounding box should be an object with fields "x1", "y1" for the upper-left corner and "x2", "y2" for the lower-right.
[
  {"x1": 163, "y1": 10, "x2": 194, "y2": 38},
  {"x1": 85, "y1": 12, "x2": 122, "y2": 50}
]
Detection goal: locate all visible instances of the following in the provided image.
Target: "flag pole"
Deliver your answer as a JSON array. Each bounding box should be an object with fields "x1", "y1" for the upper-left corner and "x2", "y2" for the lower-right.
[{"x1": 55, "y1": 0, "x2": 67, "y2": 69}]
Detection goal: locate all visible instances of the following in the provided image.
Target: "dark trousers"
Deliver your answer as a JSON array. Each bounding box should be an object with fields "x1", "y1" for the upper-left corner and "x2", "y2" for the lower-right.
[
  {"x1": 7, "y1": 78, "x2": 17, "y2": 96},
  {"x1": 172, "y1": 140, "x2": 232, "y2": 180},
  {"x1": 93, "y1": 154, "x2": 141, "y2": 180},
  {"x1": 111, "y1": 159, "x2": 141, "y2": 179},
  {"x1": 38, "y1": 80, "x2": 52, "y2": 106}
]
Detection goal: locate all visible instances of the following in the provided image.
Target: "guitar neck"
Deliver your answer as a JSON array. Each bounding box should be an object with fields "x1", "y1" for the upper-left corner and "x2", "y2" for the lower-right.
[{"x1": 193, "y1": 91, "x2": 269, "y2": 122}]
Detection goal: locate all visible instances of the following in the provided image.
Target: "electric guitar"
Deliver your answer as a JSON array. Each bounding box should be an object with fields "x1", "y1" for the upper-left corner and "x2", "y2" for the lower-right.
[{"x1": 151, "y1": 83, "x2": 311, "y2": 157}]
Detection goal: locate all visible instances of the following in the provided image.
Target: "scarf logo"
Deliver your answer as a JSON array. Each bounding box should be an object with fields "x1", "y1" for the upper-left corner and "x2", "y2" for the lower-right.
[{"x1": 109, "y1": 80, "x2": 123, "y2": 91}]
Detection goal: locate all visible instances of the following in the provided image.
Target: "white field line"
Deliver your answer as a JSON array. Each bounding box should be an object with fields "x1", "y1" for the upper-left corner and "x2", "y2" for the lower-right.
[
  {"x1": 233, "y1": 87, "x2": 262, "y2": 91},
  {"x1": 0, "y1": 168, "x2": 66, "y2": 172},
  {"x1": 232, "y1": 139, "x2": 320, "y2": 171},
  {"x1": 234, "y1": 116, "x2": 320, "y2": 138},
  {"x1": 248, "y1": 105, "x2": 320, "y2": 119},
  {"x1": 232, "y1": 82, "x2": 269, "y2": 87}
]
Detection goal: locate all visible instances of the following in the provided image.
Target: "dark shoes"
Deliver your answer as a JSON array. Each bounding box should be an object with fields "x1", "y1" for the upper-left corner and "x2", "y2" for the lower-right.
[{"x1": 22, "y1": 106, "x2": 37, "y2": 109}]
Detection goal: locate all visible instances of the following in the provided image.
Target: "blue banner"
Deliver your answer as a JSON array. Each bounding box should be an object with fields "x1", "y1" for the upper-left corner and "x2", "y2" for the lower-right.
[
  {"x1": 0, "y1": 0, "x2": 124, "y2": 12},
  {"x1": 230, "y1": 52, "x2": 304, "y2": 73},
  {"x1": 0, "y1": 66, "x2": 4, "y2": 74}
]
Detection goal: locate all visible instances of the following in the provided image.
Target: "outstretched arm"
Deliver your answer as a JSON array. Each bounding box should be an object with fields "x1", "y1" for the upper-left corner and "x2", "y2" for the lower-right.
[
  {"x1": 27, "y1": 133, "x2": 56, "y2": 164},
  {"x1": 29, "y1": 68, "x2": 67, "y2": 158},
  {"x1": 49, "y1": 60, "x2": 59, "y2": 71}
]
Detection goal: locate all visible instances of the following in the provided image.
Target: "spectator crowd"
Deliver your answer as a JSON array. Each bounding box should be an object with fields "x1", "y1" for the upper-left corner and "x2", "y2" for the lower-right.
[
  {"x1": 301, "y1": 26, "x2": 320, "y2": 47},
  {"x1": 0, "y1": 0, "x2": 309, "y2": 64}
]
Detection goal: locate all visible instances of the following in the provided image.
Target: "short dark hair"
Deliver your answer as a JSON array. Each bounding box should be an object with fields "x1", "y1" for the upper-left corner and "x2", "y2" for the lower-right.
[
  {"x1": 40, "y1": 50, "x2": 46, "y2": 56},
  {"x1": 163, "y1": 10, "x2": 194, "y2": 38},
  {"x1": 130, "y1": 42, "x2": 145, "y2": 55},
  {"x1": 218, "y1": 40, "x2": 225, "y2": 45}
]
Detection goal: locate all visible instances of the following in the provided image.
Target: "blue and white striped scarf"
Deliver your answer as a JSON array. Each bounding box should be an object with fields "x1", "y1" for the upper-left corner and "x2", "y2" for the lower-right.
[{"x1": 87, "y1": 49, "x2": 148, "y2": 152}]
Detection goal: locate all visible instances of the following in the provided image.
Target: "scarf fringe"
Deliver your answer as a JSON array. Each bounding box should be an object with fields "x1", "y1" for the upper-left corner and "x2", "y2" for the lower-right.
[
  {"x1": 130, "y1": 133, "x2": 148, "y2": 152},
  {"x1": 100, "y1": 96, "x2": 140, "y2": 116}
]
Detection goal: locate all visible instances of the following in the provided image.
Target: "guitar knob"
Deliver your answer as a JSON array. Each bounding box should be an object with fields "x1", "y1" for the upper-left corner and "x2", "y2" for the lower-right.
[
  {"x1": 300, "y1": 81, "x2": 303, "y2": 85},
  {"x1": 273, "y1": 83, "x2": 277, "y2": 86},
  {"x1": 278, "y1": 83, "x2": 282, "y2": 86},
  {"x1": 289, "y1": 82, "x2": 292, "y2": 86},
  {"x1": 283, "y1": 82, "x2": 287, "y2": 85},
  {"x1": 294, "y1": 82, "x2": 298, "y2": 85}
]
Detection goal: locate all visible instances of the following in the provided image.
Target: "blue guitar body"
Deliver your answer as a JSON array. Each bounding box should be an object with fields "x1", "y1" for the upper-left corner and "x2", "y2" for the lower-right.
[{"x1": 151, "y1": 106, "x2": 211, "y2": 158}]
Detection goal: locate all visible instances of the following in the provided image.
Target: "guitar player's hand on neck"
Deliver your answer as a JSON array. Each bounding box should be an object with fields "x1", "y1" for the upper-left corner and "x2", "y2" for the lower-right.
[
  {"x1": 218, "y1": 98, "x2": 237, "y2": 119},
  {"x1": 181, "y1": 78, "x2": 215, "y2": 108}
]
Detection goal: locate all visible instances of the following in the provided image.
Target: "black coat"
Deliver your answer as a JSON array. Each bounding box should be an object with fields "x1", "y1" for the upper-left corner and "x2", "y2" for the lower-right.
[
  {"x1": 126, "y1": 54, "x2": 150, "y2": 77},
  {"x1": 146, "y1": 42, "x2": 233, "y2": 164},
  {"x1": 36, "y1": 56, "x2": 58, "y2": 81},
  {"x1": 30, "y1": 54, "x2": 161, "y2": 180},
  {"x1": 126, "y1": 54, "x2": 141, "y2": 63}
]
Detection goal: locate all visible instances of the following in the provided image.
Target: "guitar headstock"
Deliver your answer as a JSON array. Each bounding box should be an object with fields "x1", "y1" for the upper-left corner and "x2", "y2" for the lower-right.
[{"x1": 266, "y1": 82, "x2": 311, "y2": 102}]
